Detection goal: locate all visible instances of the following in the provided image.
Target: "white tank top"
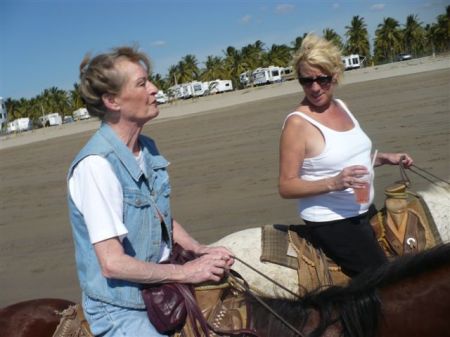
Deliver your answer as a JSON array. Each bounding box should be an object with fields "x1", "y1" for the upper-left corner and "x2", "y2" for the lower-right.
[{"x1": 283, "y1": 99, "x2": 374, "y2": 221}]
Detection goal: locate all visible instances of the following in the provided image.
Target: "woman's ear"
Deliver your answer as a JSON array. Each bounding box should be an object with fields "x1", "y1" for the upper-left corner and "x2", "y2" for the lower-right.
[{"x1": 102, "y1": 93, "x2": 120, "y2": 112}]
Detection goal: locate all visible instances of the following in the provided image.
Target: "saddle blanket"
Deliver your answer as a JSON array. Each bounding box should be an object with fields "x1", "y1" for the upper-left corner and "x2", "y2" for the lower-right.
[{"x1": 260, "y1": 224, "x2": 300, "y2": 269}]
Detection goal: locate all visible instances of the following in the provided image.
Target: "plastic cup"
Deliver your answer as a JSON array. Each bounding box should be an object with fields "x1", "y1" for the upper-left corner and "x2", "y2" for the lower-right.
[{"x1": 354, "y1": 173, "x2": 371, "y2": 204}]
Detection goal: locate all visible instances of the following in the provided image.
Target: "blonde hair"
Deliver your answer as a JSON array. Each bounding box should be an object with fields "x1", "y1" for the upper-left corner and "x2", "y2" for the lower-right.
[
  {"x1": 79, "y1": 46, "x2": 151, "y2": 120},
  {"x1": 293, "y1": 33, "x2": 344, "y2": 83}
]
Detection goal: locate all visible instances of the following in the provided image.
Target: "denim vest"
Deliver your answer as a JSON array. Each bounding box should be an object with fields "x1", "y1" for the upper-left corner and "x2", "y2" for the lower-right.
[{"x1": 67, "y1": 123, "x2": 173, "y2": 309}]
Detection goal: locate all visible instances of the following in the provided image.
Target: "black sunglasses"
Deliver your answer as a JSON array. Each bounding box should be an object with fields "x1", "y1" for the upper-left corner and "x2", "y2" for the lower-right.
[{"x1": 298, "y1": 75, "x2": 333, "y2": 86}]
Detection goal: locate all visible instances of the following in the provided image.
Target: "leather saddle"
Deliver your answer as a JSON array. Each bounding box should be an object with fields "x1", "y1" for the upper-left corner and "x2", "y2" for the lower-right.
[{"x1": 370, "y1": 182, "x2": 440, "y2": 257}]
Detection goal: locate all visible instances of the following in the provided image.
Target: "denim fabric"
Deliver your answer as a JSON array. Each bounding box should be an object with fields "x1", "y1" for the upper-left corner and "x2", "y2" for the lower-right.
[
  {"x1": 68, "y1": 123, "x2": 173, "y2": 308},
  {"x1": 83, "y1": 293, "x2": 168, "y2": 337}
]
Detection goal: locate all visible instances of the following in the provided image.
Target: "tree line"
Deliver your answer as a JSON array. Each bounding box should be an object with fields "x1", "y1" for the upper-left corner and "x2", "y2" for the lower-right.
[{"x1": 4, "y1": 7, "x2": 449, "y2": 124}]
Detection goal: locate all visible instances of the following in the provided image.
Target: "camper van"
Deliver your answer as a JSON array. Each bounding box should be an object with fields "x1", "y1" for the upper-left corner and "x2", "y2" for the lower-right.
[
  {"x1": 38, "y1": 113, "x2": 62, "y2": 127},
  {"x1": 280, "y1": 66, "x2": 295, "y2": 81},
  {"x1": 0, "y1": 97, "x2": 7, "y2": 132},
  {"x1": 191, "y1": 81, "x2": 209, "y2": 97},
  {"x1": 252, "y1": 66, "x2": 283, "y2": 86},
  {"x1": 239, "y1": 71, "x2": 252, "y2": 87},
  {"x1": 7, "y1": 118, "x2": 32, "y2": 133},
  {"x1": 208, "y1": 79, "x2": 233, "y2": 94},
  {"x1": 73, "y1": 107, "x2": 90, "y2": 121},
  {"x1": 342, "y1": 54, "x2": 362, "y2": 70},
  {"x1": 156, "y1": 90, "x2": 169, "y2": 104}
]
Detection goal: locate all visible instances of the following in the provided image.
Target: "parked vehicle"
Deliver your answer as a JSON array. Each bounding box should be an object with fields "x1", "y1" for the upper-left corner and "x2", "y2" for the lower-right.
[
  {"x1": 7, "y1": 118, "x2": 32, "y2": 133},
  {"x1": 0, "y1": 97, "x2": 7, "y2": 132},
  {"x1": 208, "y1": 79, "x2": 233, "y2": 94},
  {"x1": 38, "y1": 112, "x2": 62, "y2": 127},
  {"x1": 252, "y1": 66, "x2": 283, "y2": 86},
  {"x1": 156, "y1": 90, "x2": 169, "y2": 104},
  {"x1": 167, "y1": 84, "x2": 185, "y2": 100},
  {"x1": 63, "y1": 116, "x2": 74, "y2": 124},
  {"x1": 396, "y1": 53, "x2": 412, "y2": 61},
  {"x1": 191, "y1": 81, "x2": 209, "y2": 97},
  {"x1": 280, "y1": 66, "x2": 295, "y2": 81},
  {"x1": 239, "y1": 71, "x2": 252, "y2": 87},
  {"x1": 342, "y1": 54, "x2": 363, "y2": 70},
  {"x1": 73, "y1": 107, "x2": 90, "y2": 121}
]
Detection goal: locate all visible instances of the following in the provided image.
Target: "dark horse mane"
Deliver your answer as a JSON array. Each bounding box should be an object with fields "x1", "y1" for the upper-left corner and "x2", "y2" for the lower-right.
[{"x1": 251, "y1": 243, "x2": 450, "y2": 337}]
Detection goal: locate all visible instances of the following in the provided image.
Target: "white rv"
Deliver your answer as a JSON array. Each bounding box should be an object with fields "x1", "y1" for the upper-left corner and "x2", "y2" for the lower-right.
[
  {"x1": 280, "y1": 66, "x2": 295, "y2": 81},
  {"x1": 38, "y1": 112, "x2": 62, "y2": 127},
  {"x1": 342, "y1": 54, "x2": 362, "y2": 70},
  {"x1": 191, "y1": 81, "x2": 209, "y2": 97},
  {"x1": 0, "y1": 97, "x2": 7, "y2": 132},
  {"x1": 208, "y1": 79, "x2": 233, "y2": 94},
  {"x1": 156, "y1": 90, "x2": 169, "y2": 104},
  {"x1": 239, "y1": 71, "x2": 252, "y2": 87},
  {"x1": 168, "y1": 84, "x2": 186, "y2": 100},
  {"x1": 73, "y1": 107, "x2": 90, "y2": 121},
  {"x1": 7, "y1": 118, "x2": 32, "y2": 133},
  {"x1": 252, "y1": 66, "x2": 283, "y2": 86}
]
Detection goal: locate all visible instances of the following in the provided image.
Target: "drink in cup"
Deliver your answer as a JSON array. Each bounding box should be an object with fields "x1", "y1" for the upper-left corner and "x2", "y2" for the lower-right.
[{"x1": 354, "y1": 173, "x2": 371, "y2": 204}]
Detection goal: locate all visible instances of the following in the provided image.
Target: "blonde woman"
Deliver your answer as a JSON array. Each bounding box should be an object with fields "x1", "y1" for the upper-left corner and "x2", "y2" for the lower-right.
[{"x1": 279, "y1": 34, "x2": 413, "y2": 277}]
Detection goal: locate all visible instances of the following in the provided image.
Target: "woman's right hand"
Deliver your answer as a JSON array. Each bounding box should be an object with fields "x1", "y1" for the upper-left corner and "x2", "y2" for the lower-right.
[
  {"x1": 179, "y1": 253, "x2": 229, "y2": 284},
  {"x1": 333, "y1": 165, "x2": 369, "y2": 190}
]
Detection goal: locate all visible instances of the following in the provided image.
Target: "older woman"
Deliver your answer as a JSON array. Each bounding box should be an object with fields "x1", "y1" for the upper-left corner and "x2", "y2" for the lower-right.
[
  {"x1": 67, "y1": 46, "x2": 233, "y2": 337},
  {"x1": 279, "y1": 34, "x2": 413, "y2": 277}
]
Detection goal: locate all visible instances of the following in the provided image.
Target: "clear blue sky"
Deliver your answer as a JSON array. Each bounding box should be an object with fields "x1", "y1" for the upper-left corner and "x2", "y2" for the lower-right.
[{"x1": 0, "y1": 0, "x2": 446, "y2": 100}]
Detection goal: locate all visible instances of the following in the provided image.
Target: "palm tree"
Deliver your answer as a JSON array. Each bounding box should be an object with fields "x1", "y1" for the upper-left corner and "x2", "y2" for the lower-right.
[
  {"x1": 291, "y1": 33, "x2": 307, "y2": 52},
  {"x1": 201, "y1": 55, "x2": 227, "y2": 81},
  {"x1": 403, "y1": 14, "x2": 426, "y2": 57},
  {"x1": 374, "y1": 17, "x2": 403, "y2": 63},
  {"x1": 149, "y1": 73, "x2": 168, "y2": 91},
  {"x1": 174, "y1": 54, "x2": 200, "y2": 84},
  {"x1": 69, "y1": 83, "x2": 84, "y2": 111},
  {"x1": 241, "y1": 40, "x2": 265, "y2": 70},
  {"x1": 345, "y1": 15, "x2": 370, "y2": 57},
  {"x1": 323, "y1": 28, "x2": 343, "y2": 50},
  {"x1": 426, "y1": 6, "x2": 449, "y2": 53},
  {"x1": 264, "y1": 44, "x2": 292, "y2": 67},
  {"x1": 223, "y1": 46, "x2": 247, "y2": 89},
  {"x1": 167, "y1": 65, "x2": 181, "y2": 86}
]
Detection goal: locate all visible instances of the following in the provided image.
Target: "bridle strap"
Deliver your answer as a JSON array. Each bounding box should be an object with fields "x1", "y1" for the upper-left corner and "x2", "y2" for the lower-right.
[
  {"x1": 233, "y1": 255, "x2": 300, "y2": 298},
  {"x1": 228, "y1": 272, "x2": 306, "y2": 337}
]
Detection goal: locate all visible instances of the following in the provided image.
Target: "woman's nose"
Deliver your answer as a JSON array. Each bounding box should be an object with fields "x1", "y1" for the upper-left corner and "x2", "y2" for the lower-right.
[{"x1": 146, "y1": 80, "x2": 158, "y2": 94}]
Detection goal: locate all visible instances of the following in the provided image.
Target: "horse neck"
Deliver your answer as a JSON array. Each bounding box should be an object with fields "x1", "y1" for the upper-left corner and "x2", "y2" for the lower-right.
[
  {"x1": 249, "y1": 297, "x2": 342, "y2": 337},
  {"x1": 378, "y1": 263, "x2": 450, "y2": 337}
]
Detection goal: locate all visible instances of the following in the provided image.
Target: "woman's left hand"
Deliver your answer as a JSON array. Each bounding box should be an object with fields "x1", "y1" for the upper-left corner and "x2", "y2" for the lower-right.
[
  {"x1": 377, "y1": 152, "x2": 413, "y2": 168},
  {"x1": 196, "y1": 245, "x2": 235, "y2": 267}
]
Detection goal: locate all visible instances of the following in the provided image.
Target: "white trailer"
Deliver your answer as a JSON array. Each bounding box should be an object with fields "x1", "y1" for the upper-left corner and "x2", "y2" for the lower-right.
[
  {"x1": 168, "y1": 85, "x2": 184, "y2": 100},
  {"x1": 156, "y1": 90, "x2": 169, "y2": 104},
  {"x1": 7, "y1": 117, "x2": 32, "y2": 133},
  {"x1": 280, "y1": 66, "x2": 295, "y2": 81},
  {"x1": 342, "y1": 54, "x2": 362, "y2": 70},
  {"x1": 239, "y1": 71, "x2": 251, "y2": 87},
  {"x1": 208, "y1": 79, "x2": 233, "y2": 94},
  {"x1": 0, "y1": 97, "x2": 7, "y2": 132},
  {"x1": 73, "y1": 107, "x2": 90, "y2": 120},
  {"x1": 191, "y1": 81, "x2": 209, "y2": 97},
  {"x1": 38, "y1": 112, "x2": 62, "y2": 127},
  {"x1": 252, "y1": 66, "x2": 283, "y2": 85}
]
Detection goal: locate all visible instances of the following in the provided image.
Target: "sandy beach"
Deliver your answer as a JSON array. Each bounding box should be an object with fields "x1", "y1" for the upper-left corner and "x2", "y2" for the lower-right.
[{"x1": 0, "y1": 55, "x2": 449, "y2": 307}]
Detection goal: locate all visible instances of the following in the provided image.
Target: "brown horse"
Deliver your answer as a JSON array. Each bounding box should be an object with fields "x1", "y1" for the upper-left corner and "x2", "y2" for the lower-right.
[
  {"x1": 0, "y1": 298, "x2": 75, "y2": 337},
  {"x1": 2, "y1": 244, "x2": 449, "y2": 337},
  {"x1": 248, "y1": 243, "x2": 450, "y2": 337}
]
